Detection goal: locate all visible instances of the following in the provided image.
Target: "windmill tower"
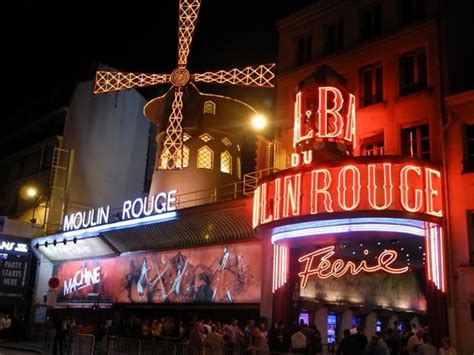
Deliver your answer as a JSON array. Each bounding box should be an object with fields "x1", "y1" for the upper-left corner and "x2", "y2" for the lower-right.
[{"x1": 93, "y1": 0, "x2": 275, "y2": 200}]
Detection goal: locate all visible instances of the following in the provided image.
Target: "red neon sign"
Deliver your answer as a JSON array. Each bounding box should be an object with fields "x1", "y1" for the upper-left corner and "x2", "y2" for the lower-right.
[
  {"x1": 298, "y1": 245, "x2": 409, "y2": 288},
  {"x1": 253, "y1": 160, "x2": 443, "y2": 229},
  {"x1": 293, "y1": 86, "x2": 356, "y2": 151}
]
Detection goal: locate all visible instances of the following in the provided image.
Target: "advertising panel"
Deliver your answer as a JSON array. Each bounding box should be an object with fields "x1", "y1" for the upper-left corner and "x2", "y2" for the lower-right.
[
  {"x1": 0, "y1": 236, "x2": 31, "y2": 301},
  {"x1": 53, "y1": 242, "x2": 261, "y2": 304}
]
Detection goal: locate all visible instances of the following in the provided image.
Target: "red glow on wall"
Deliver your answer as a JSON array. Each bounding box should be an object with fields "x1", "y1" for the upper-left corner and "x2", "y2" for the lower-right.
[
  {"x1": 253, "y1": 160, "x2": 443, "y2": 229},
  {"x1": 298, "y1": 245, "x2": 409, "y2": 288}
]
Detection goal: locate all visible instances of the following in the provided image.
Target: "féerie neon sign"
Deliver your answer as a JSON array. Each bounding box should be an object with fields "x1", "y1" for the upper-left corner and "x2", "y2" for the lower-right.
[
  {"x1": 253, "y1": 160, "x2": 442, "y2": 228},
  {"x1": 298, "y1": 245, "x2": 409, "y2": 288}
]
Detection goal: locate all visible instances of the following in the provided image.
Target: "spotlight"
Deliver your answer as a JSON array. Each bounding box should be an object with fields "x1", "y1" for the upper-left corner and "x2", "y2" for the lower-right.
[
  {"x1": 44, "y1": 241, "x2": 48, "y2": 248},
  {"x1": 53, "y1": 240, "x2": 57, "y2": 246},
  {"x1": 63, "y1": 239, "x2": 67, "y2": 245},
  {"x1": 73, "y1": 237, "x2": 77, "y2": 244}
]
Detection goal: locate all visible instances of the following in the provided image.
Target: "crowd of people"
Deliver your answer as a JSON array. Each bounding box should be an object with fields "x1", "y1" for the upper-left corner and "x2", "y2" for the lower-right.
[
  {"x1": 33, "y1": 313, "x2": 459, "y2": 355},
  {"x1": 335, "y1": 322, "x2": 457, "y2": 355}
]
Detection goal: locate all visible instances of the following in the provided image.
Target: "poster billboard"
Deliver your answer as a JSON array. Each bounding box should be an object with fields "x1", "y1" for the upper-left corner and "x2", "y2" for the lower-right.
[
  {"x1": 53, "y1": 242, "x2": 261, "y2": 304},
  {"x1": 0, "y1": 236, "x2": 31, "y2": 301}
]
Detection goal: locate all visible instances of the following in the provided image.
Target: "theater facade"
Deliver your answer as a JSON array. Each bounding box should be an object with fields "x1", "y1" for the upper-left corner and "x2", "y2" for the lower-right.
[{"x1": 30, "y1": 66, "x2": 449, "y2": 346}]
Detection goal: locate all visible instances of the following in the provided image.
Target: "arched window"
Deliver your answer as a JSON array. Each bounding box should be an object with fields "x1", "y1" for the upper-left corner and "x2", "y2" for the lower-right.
[
  {"x1": 197, "y1": 146, "x2": 213, "y2": 170},
  {"x1": 237, "y1": 157, "x2": 241, "y2": 179},
  {"x1": 159, "y1": 146, "x2": 190, "y2": 169},
  {"x1": 221, "y1": 137, "x2": 232, "y2": 147},
  {"x1": 203, "y1": 101, "x2": 216, "y2": 115},
  {"x1": 199, "y1": 133, "x2": 213, "y2": 142},
  {"x1": 220, "y1": 150, "x2": 232, "y2": 174}
]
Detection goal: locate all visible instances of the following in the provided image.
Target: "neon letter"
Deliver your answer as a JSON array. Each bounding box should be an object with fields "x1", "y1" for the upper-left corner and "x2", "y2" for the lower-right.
[
  {"x1": 317, "y1": 87, "x2": 344, "y2": 138},
  {"x1": 260, "y1": 183, "x2": 273, "y2": 224},
  {"x1": 368, "y1": 163, "x2": 393, "y2": 210},
  {"x1": 283, "y1": 174, "x2": 301, "y2": 218},
  {"x1": 400, "y1": 165, "x2": 423, "y2": 213},
  {"x1": 425, "y1": 168, "x2": 443, "y2": 217},
  {"x1": 293, "y1": 92, "x2": 313, "y2": 147},
  {"x1": 344, "y1": 93, "x2": 356, "y2": 147},
  {"x1": 310, "y1": 169, "x2": 334, "y2": 214},
  {"x1": 337, "y1": 166, "x2": 361, "y2": 211}
]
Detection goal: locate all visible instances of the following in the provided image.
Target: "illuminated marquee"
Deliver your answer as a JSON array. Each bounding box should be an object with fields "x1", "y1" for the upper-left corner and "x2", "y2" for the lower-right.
[
  {"x1": 253, "y1": 160, "x2": 442, "y2": 228},
  {"x1": 298, "y1": 245, "x2": 409, "y2": 288},
  {"x1": 63, "y1": 190, "x2": 177, "y2": 232}
]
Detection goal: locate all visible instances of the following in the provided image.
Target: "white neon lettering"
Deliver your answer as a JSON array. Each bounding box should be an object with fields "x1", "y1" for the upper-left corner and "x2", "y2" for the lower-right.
[
  {"x1": 122, "y1": 200, "x2": 132, "y2": 220},
  {"x1": 273, "y1": 178, "x2": 282, "y2": 221},
  {"x1": 156, "y1": 192, "x2": 167, "y2": 214},
  {"x1": 260, "y1": 183, "x2": 273, "y2": 224},
  {"x1": 167, "y1": 189, "x2": 177, "y2": 211},
  {"x1": 252, "y1": 186, "x2": 260, "y2": 229}
]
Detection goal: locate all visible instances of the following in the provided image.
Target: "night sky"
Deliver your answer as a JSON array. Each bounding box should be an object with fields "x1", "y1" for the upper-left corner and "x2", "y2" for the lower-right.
[{"x1": 3, "y1": 0, "x2": 316, "y2": 136}]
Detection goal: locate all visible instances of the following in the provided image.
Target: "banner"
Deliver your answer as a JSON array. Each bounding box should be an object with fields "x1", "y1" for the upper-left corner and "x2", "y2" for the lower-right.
[{"x1": 53, "y1": 242, "x2": 261, "y2": 304}]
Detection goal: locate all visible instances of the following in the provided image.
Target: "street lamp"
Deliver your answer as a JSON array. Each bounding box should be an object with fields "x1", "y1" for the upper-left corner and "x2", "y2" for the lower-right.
[
  {"x1": 21, "y1": 184, "x2": 46, "y2": 227},
  {"x1": 251, "y1": 114, "x2": 267, "y2": 130}
]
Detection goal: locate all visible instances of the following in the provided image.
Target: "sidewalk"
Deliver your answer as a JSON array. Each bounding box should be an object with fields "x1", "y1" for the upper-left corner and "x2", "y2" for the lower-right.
[{"x1": 0, "y1": 341, "x2": 52, "y2": 354}]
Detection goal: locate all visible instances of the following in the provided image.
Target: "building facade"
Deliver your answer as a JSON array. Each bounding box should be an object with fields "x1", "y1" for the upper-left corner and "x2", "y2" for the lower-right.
[{"x1": 273, "y1": 0, "x2": 473, "y2": 352}]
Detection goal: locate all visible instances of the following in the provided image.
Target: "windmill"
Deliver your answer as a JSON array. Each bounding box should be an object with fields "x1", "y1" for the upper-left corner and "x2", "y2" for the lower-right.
[{"x1": 93, "y1": 0, "x2": 276, "y2": 170}]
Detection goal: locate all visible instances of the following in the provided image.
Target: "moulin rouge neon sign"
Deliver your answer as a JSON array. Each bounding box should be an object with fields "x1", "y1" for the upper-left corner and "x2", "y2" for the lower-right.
[
  {"x1": 293, "y1": 86, "x2": 356, "y2": 150},
  {"x1": 298, "y1": 245, "x2": 409, "y2": 288},
  {"x1": 253, "y1": 161, "x2": 442, "y2": 228}
]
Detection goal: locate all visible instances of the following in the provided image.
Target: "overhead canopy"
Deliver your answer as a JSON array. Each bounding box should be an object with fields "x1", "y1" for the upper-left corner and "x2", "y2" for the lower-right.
[{"x1": 33, "y1": 198, "x2": 256, "y2": 262}]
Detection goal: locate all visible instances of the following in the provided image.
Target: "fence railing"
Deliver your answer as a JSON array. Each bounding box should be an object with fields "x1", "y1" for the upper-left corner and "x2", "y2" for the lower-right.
[{"x1": 67, "y1": 334, "x2": 335, "y2": 355}]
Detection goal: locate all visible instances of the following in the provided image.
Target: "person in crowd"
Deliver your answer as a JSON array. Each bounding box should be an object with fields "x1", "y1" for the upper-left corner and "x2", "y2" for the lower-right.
[
  {"x1": 367, "y1": 334, "x2": 388, "y2": 355},
  {"x1": 290, "y1": 326, "x2": 308, "y2": 354},
  {"x1": 351, "y1": 326, "x2": 369, "y2": 355},
  {"x1": 204, "y1": 324, "x2": 225, "y2": 354},
  {"x1": 0, "y1": 313, "x2": 5, "y2": 343},
  {"x1": 309, "y1": 324, "x2": 322, "y2": 354},
  {"x1": 52, "y1": 316, "x2": 66, "y2": 355},
  {"x1": 337, "y1": 329, "x2": 358, "y2": 355},
  {"x1": 438, "y1": 337, "x2": 457, "y2": 355},
  {"x1": 419, "y1": 334, "x2": 436, "y2": 355},
  {"x1": 385, "y1": 328, "x2": 401, "y2": 355},
  {"x1": 407, "y1": 329, "x2": 424, "y2": 355}
]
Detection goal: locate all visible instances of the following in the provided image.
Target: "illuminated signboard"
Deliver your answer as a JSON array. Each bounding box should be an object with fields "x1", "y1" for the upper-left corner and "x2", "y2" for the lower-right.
[
  {"x1": 293, "y1": 86, "x2": 356, "y2": 151},
  {"x1": 0, "y1": 237, "x2": 31, "y2": 300},
  {"x1": 53, "y1": 242, "x2": 261, "y2": 304},
  {"x1": 253, "y1": 159, "x2": 442, "y2": 229},
  {"x1": 298, "y1": 245, "x2": 408, "y2": 288},
  {"x1": 63, "y1": 189, "x2": 177, "y2": 232}
]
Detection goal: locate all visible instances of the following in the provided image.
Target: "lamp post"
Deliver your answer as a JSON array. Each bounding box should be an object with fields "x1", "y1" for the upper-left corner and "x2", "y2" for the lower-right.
[{"x1": 22, "y1": 185, "x2": 47, "y2": 228}]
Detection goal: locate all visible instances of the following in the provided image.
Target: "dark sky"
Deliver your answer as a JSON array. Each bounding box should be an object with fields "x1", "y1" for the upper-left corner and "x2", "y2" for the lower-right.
[{"x1": 3, "y1": 0, "x2": 315, "y2": 135}]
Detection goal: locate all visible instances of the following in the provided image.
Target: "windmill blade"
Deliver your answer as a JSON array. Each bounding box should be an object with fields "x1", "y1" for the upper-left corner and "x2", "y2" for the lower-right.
[
  {"x1": 93, "y1": 71, "x2": 171, "y2": 94},
  {"x1": 177, "y1": 0, "x2": 202, "y2": 68},
  {"x1": 193, "y1": 63, "x2": 276, "y2": 88},
  {"x1": 160, "y1": 88, "x2": 185, "y2": 169}
]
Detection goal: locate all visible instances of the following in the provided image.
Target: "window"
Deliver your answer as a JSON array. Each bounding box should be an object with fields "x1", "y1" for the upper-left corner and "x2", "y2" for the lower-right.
[
  {"x1": 159, "y1": 146, "x2": 189, "y2": 169},
  {"x1": 360, "y1": 4, "x2": 382, "y2": 41},
  {"x1": 324, "y1": 21, "x2": 344, "y2": 55},
  {"x1": 467, "y1": 210, "x2": 474, "y2": 266},
  {"x1": 463, "y1": 124, "x2": 474, "y2": 172},
  {"x1": 221, "y1": 137, "x2": 232, "y2": 147},
  {"x1": 183, "y1": 133, "x2": 192, "y2": 142},
  {"x1": 296, "y1": 34, "x2": 312, "y2": 66},
  {"x1": 220, "y1": 151, "x2": 232, "y2": 174},
  {"x1": 197, "y1": 146, "x2": 213, "y2": 170},
  {"x1": 199, "y1": 133, "x2": 213, "y2": 142},
  {"x1": 203, "y1": 101, "x2": 216, "y2": 115},
  {"x1": 401, "y1": 124, "x2": 430, "y2": 159},
  {"x1": 399, "y1": 49, "x2": 427, "y2": 95},
  {"x1": 400, "y1": 0, "x2": 425, "y2": 26},
  {"x1": 360, "y1": 134, "x2": 384, "y2": 156},
  {"x1": 360, "y1": 62, "x2": 383, "y2": 107}
]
